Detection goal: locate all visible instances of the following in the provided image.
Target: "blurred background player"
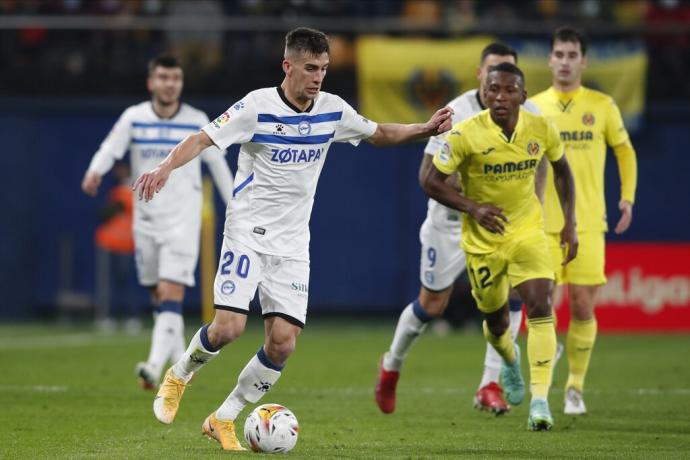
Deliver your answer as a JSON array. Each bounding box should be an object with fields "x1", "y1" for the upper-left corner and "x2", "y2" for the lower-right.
[
  {"x1": 530, "y1": 26, "x2": 638, "y2": 415},
  {"x1": 133, "y1": 27, "x2": 452, "y2": 451},
  {"x1": 93, "y1": 161, "x2": 139, "y2": 333},
  {"x1": 375, "y1": 43, "x2": 543, "y2": 416},
  {"x1": 424, "y1": 63, "x2": 577, "y2": 430},
  {"x1": 81, "y1": 55, "x2": 233, "y2": 389}
]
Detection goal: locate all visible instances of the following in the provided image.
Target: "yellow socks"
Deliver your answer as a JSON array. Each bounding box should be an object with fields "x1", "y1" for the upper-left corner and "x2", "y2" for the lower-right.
[
  {"x1": 482, "y1": 321, "x2": 516, "y2": 364},
  {"x1": 527, "y1": 316, "x2": 556, "y2": 399},
  {"x1": 566, "y1": 317, "x2": 597, "y2": 392}
]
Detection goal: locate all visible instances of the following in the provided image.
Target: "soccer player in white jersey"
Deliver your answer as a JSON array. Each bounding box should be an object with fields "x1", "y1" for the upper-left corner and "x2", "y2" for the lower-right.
[
  {"x1": 376, "y1": 43, "x2": 544, "y2": 416},
  {"x1": 81, "y1": 55, "x2": 234, "y2": 390},
  {"x1": 132, "y1": 27, "x2": 453, "y2": 451}
]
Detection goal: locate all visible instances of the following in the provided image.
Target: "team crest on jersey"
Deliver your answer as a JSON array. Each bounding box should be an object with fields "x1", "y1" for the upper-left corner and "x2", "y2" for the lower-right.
[
  {"x1": 212, "y1": 111, "x2": 231, "y2": 128},
  {"x1": 582, "y1": 112, "x2": 595, "y2": 126},
  {"x1": 526, "y1": 141, "x2": 540, "y2": 156},
  {"x1": 221, "y1": 280, "x2": 236, "y2": 295},
  {"x1": 298, "y1": 120, "x2": 311, "y2": 136}
]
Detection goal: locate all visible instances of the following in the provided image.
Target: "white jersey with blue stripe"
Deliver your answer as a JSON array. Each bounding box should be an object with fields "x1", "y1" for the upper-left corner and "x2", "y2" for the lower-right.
[
  {"x1": 87, "y1": 101, "x2": 228, "y2": 235},
  {"x1": 423, "y1": 89, "x2": 540, "y2": 230},
  {"x1": 203, "y1": 87, "x2": 377, "y2": 260}
]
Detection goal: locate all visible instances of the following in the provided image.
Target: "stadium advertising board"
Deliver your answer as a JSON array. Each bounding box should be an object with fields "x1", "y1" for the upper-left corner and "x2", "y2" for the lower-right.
[{"x1": 553, "y1": 243, "x2": 690, "y2": 332}]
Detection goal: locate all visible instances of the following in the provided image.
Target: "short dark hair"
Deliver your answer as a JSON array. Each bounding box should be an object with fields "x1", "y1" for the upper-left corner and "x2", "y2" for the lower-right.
[
  {"x1": 480, "y1": 43, "x2": 518, "y2": 64},
  {"x1": 285, "y1": 27, "x2": 330, "y2": 57},
  {"x1": 148, "y1": 55, "x2": 180, "y2": 74},
  {"x1": 551, "y1": 26, "x2": 588, "y2": 56},
  {"x1": 487, "y1": 62, "x2": 525, "y2": 86}
]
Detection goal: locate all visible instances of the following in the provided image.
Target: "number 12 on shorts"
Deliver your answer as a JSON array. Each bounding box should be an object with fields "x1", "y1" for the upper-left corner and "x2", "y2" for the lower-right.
[
  {"x1": 220, "y1": 251, "x2": 251, "y2": 278},
  {"x1": 469, "y1": 266, "x2": 492, "y2": 289}
]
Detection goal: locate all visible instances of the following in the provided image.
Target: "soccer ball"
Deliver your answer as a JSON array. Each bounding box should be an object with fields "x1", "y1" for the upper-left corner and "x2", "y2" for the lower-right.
[{"x1": 244, "y1": 403, "x2": 299, "y2": 453}]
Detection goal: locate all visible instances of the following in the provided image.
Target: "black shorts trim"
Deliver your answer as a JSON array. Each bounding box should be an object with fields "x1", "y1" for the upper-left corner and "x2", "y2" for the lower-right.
[
  {"x1": 262, "y1": 312, "x2": 305, "y2": 329},
  {"x1": 214, "y1": 304, "x2": 249, "y2": 315}
]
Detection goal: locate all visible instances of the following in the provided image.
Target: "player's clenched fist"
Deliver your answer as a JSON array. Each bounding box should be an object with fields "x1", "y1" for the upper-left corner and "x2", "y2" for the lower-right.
[{"x1": 133, "y1": 164, "x2": 171, "y2": 202}]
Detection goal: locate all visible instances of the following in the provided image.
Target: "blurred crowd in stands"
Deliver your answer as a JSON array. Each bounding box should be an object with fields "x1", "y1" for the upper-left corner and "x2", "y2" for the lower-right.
[{"x1": 1, "y1": 0, "x2": 689, "y2": 101}]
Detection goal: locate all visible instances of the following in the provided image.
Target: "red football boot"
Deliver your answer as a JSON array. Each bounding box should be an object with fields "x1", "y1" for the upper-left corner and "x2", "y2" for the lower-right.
[
  {"x1": 375, "y1": 357, "x2": 399, "y2": 414},
  {"x1": 473, "y1": 381, "x2": 511, "y2": 415}
]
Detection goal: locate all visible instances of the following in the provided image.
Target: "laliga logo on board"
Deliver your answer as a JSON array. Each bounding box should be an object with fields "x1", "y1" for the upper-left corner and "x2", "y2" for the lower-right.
[
  {"x1": 298, "y1": 120, "x2": 311, "y2": 136},
  {"x1": 526, "y1": 141, "x2": 540, "y2": 156},
  {"x1": 582, "y1": 112, "x2": 596, "y2": 126}
]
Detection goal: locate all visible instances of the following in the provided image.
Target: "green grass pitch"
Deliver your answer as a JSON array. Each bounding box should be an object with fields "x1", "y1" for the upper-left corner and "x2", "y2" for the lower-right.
[{"x1": 1, "y1": 319, "x2": 689, "y2": 459}]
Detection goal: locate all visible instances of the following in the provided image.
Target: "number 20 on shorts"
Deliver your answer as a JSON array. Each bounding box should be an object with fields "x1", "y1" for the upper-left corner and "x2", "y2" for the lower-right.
[{"x1": 220, "y1": 251, "x2": 251, "y2": 278}]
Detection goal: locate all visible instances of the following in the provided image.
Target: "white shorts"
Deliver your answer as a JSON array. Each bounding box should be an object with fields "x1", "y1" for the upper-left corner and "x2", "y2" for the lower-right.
[
  {"x1": 213, "y1": 236, "x2": 309, "y2": 328},
  {"x1": 419, "y1": 218, "x2": 466, "y2": 291},
  {"x1": 134, "y1": 227, "x2": 199, "y2": 288}
]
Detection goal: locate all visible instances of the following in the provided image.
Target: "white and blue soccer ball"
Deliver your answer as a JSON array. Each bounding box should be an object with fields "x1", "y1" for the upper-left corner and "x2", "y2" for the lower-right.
[{"x1": 244, "y1": 403, "x2": 299, "y2": 453}]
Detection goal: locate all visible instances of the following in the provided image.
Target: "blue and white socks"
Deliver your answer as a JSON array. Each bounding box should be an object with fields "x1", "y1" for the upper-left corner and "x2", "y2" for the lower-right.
[
  {"x1": 172, "y1": 324, "x2": 219, "y2": 382},
  {"x1": 215, "y1": 347, "x2": 283, "y2": 421},
  {"x1": 146, "y1": 301, "x2": 184, "y2": 381},
  {"x1": 383, "y1": 299, "x2": 432, "y2": 372}
]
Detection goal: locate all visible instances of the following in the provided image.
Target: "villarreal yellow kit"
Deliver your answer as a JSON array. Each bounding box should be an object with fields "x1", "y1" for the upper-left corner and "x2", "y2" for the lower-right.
[
  {"x1": 433, "y1": 108, "x2": 564, "y2": 313},
  {"x1": 530, "y1": 87, "x2": 637, "y2": 285}
]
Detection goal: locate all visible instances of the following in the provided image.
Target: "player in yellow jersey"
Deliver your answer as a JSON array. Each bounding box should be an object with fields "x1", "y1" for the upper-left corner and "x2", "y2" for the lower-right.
[
  {"x1": 530, "y1": 27, "x2": 638, "y2": 416},
  {"x1": 424, "y1": 62, "x2": 577, "y2": 431}
]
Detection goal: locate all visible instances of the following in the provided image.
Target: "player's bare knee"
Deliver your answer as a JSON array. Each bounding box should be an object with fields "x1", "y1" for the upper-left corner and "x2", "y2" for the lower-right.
[
  {"x1": 524, "y1": 298, "x2": 552, "y2": 319},
  {"x1": 265, "y1": 326, "x2": 300, "y2": 364},
  {"x1": 418, "y1": 289, "x2": 451, "y2": 317},
  {"x1": 208, "y1": 315, "x2": 246, "y2": 347},
  {"x1": 156, "y1": 281, "x2": 185, "y2": 303},
  {"x1": 570, "y1": 296, "x2": 594, "y2": 321},
  {"x1": 264, "y1": 335, "x2": 296, "y2": 365}
]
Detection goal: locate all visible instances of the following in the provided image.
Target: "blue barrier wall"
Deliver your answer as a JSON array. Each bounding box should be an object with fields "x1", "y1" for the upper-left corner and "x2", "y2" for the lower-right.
[{"x1": 0, "y1": 99, "x2": 688, "y2": 318}]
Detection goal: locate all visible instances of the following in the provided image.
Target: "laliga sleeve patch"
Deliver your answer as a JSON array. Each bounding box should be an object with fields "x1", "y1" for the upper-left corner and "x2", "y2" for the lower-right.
[
  {"x1": 212, "y1": 111, "x2": 231, "y2": 129},
  {"x1": 436, "y1": 140, "x2": 451, "y2": 165}
]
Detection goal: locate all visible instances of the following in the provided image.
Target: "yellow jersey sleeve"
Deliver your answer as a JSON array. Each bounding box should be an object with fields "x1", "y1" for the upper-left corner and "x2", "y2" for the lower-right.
[
  {"x1": 544, "y1": 118, "x2": 564, "y2": 163},
  {"x1": 604, "y1": 98, "x2": 629, "y2": 147},
  {"x1": 432, "y1": 128, "x2": 465, "y2": 175},
  {"x1": 612, "y1": 141, "x2": 638, "y2": 204}
]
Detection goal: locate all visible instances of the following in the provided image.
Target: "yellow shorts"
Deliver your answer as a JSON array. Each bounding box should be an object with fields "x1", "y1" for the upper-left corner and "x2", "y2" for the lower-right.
[
  {"x1": 466, "y1": 229, "x2": 554, "y2": 314},
  {"x1": 547, "y1": 231, "x2": 606, "y2": 286}
]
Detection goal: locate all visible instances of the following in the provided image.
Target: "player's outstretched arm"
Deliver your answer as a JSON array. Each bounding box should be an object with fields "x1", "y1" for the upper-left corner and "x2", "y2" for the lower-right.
[
  {"x1": 551, "y1": 155, "x2": 578, "y2": 264},
  {"x1": 133, "y1": 130, "x2": 215, "y2": 202},
  {"x1": 421, "y1": 164, "x2": 507, "y2": 234},
  {"x1": 367, "y1": 107, "x2": 454, "y2": 147}
]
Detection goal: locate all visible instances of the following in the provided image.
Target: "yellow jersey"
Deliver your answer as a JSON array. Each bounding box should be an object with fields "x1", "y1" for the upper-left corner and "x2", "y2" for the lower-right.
[
  {"x1": 433, "y1": 108, "x2": 564, "y2": 254},
  {"x1": 530, "y1": 86, "x2": 634, "y2": 233}
]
